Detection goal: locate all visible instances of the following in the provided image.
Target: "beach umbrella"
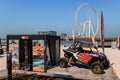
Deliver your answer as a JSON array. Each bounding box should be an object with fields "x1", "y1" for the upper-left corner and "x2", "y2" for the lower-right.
[{"x1": 101, "y1": 11, "x2": 105, "y2": 53}]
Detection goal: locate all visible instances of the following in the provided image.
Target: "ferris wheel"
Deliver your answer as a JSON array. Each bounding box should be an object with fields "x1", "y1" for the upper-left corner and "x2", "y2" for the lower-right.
[{"x1": 73, "y1": 3, "x2": 99, "y2": 38}]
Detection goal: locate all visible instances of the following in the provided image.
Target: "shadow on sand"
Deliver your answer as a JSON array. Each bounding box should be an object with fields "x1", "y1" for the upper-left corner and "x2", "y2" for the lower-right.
[
  {"x1": 67, "y1": 64, "x2": 106, "y2": 74},
  {"x1": 53, "y1": 74, "x2": 90, "y2": 80}
]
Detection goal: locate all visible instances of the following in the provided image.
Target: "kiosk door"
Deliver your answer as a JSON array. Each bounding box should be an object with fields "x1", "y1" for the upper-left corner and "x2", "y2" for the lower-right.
[{"x1": 20, "y1": 39, "x2": 32, "y2": 70}]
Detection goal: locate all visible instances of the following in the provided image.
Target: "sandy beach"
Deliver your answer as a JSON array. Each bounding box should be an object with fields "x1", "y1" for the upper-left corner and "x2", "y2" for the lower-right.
[
  {"x1": 61, "y1": 45, "x2": 120, "y2": 79},
  {"x1": 0, "y1": 54, "x2": 6, "y2": 70},
  {"x1": 0, "y1": 46, "x2": 120, "y2": 79}
]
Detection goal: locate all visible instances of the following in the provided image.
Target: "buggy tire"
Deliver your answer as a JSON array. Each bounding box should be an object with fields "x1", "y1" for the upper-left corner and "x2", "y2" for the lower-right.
[
  {"x1": 59, "y1": 58, "x2": 68, "y2": 68},
  {"x1": 90, "y1": 62, "x2": 104, "y2": 74}
]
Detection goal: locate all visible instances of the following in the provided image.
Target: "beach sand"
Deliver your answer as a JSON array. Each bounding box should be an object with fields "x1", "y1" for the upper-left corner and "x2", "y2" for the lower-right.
[
  {"x1": 0, "y1": 54, "x2": 6, "y2": 70},
  {"x1": 0, "y1": 46, "x2": 120, "y2": 79},
  {"x1": 60, "y1": 45, "x2": 120, "y2": 79}
]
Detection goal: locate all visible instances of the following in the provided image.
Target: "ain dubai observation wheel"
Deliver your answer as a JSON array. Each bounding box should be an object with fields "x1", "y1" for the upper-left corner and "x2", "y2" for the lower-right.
[{"x1": 73, "y1": 3, "x2": 99, "y2": 38}]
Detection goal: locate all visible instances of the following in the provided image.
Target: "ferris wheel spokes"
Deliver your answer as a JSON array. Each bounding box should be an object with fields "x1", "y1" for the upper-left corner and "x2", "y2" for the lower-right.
[{"x1": 74, "y1": 3, "x2": 99, "y2": 38}]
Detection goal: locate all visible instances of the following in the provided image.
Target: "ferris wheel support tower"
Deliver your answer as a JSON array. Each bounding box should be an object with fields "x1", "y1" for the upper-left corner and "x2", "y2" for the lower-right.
[{"x1": 82, "y1": 19, "x2": 95, "y2": 38}]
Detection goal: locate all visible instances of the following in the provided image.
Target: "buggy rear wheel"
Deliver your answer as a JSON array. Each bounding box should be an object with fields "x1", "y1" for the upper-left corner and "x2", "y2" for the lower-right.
[
  {"x1": 91, "y1": 62, "x2": 104, "y2": 74},
  {"x1": 59, "y1": 58, "x2": 68, "y2": 68}
]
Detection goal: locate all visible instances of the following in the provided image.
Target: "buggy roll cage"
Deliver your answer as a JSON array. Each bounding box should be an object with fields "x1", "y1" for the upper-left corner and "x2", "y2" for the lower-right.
[{"x1": 69, "y1": 40, "x2": 98, "y2": 52}]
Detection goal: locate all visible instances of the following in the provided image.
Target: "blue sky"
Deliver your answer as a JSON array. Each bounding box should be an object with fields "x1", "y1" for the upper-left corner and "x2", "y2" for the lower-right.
[{"x1": 0, "y1": 0, "x2": 120, "y2": 38}]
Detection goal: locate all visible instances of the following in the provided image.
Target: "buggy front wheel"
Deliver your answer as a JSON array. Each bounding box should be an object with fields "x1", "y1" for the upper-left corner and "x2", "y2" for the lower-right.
[{"x1": 90, "y1": 62, "x2": 104, "y2": 74}]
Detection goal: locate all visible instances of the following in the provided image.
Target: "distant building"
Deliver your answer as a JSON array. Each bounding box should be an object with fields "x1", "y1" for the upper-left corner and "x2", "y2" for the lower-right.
[
  {"x1": 47, "y1": 31, "x2": 57, "y2": 36},
  {"x1": 61, "y1": 33, "x2": 67, "y2": 40},
  {"x1": 38, "y1": 31, "x2": 57, "y2": 36},
  {"x1": 38, "y1": 31, "x2": 47, "y2": 35}
]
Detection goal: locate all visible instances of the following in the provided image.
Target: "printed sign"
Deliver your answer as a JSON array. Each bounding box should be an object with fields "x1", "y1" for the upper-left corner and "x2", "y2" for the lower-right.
[
  {"x1": 32, "y1": 40, "x2": 45, "y2": 72},
  {"x1": 9, "y1": 40, "x2": 19, "y2": 70}
]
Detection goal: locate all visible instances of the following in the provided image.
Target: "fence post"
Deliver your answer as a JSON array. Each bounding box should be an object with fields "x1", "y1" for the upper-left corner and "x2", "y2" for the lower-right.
[{"x1": 7, "y1": 52, "x2": 12, "y2": 80}]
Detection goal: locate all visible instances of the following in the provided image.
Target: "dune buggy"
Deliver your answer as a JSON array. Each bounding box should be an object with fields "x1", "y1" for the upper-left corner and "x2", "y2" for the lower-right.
[{"x1": 59, "y1": 40, "x2": 110, "y2": 74}]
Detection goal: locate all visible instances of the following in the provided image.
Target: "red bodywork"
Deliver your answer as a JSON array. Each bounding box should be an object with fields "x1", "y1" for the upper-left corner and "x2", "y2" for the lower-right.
[
  {"x1": 77, "y1": 53, "x2": 92, "y2": 64},
  {"x1": 68, "y1": 50, "x2": 100, "y2": 65}
]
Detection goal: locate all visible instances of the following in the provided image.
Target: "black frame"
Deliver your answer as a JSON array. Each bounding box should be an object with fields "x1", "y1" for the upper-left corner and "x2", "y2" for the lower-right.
[{"x1": 7, "y1": 34, "x2": 60, "y2": 79}]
